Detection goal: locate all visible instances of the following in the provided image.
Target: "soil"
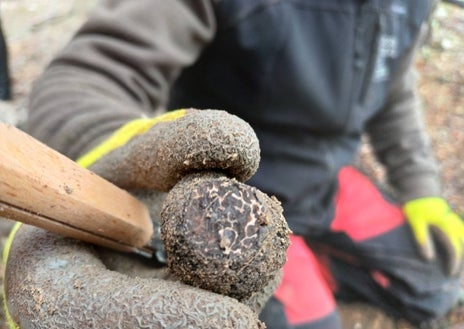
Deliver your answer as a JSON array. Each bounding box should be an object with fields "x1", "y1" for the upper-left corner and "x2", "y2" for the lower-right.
[{"x1": 0, "y1": 1, "x2": 463, "y2": 328}]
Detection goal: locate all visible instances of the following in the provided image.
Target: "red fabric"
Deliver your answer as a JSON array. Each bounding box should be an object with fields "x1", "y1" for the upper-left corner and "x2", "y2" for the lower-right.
[
  {"x1": 274, "y1": 235, "x2": 336, "y2": 325},
  {"x1": 371, "y1": 270, "x2": 390, "y2": 288},
  {"x1": 314, "y1": 252, "x2": 338, "y2": 293},
  {"x1": 331, "y1": 167, "x2": 405, "y2": 241}
]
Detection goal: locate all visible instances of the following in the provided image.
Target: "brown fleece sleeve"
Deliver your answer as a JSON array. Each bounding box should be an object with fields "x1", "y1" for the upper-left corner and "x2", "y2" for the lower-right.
[
  {"x1": 23, "y1": 0, "x2": 216, "y2": 160},
  {"x1": 365, "y1": 24, "x2": 441, "y2": 203}
]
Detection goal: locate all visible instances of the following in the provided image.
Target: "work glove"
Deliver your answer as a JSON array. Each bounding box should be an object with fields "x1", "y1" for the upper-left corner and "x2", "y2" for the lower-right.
[
  {"x1": 403, "y1": 197, "x2": 464, "y2": 276},
  {"x1": 76, "y1": 108, "x2": 260, "y2": 192},
  {"x1": 4, "y1": 223, "x2": 280, "y2": 329}
]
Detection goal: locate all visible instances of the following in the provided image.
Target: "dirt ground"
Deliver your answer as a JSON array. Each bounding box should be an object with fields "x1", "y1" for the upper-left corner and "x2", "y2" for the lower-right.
[{"x1": 0, "y1": 1, "x2": 463, "y2": 328}]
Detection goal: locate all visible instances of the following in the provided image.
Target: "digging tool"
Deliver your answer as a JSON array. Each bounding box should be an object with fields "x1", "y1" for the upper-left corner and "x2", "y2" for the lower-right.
[{"x1": 0, "y1": 122, "x2": 156, "y2": 257}]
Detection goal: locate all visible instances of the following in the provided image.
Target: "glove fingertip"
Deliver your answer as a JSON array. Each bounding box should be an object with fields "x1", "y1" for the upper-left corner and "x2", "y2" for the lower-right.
[
  {"x1": 419, "y1": 239, "x2": 435, "y2": 262},
  {"x1": 447, "y1": 256, "x2": 462, "y2": 277}
]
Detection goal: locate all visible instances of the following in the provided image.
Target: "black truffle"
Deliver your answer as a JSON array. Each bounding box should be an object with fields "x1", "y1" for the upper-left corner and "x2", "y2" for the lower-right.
[{"x1": 161, "y1": 172, "x2": 291, "y2": 301}]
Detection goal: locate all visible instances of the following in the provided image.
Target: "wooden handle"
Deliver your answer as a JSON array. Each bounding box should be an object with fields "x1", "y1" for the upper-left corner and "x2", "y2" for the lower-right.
[{"x1": 0, "y1": 123, "x2": 153, "y2": 250}]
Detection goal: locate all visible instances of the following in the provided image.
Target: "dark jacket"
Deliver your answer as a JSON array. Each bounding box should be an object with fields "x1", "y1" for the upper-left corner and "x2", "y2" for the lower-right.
[{"x1": 24, "y1": 0, "x2": 439, "y2": 236}]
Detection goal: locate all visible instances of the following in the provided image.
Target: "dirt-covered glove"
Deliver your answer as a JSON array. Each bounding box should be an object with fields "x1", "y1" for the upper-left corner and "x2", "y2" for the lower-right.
[
  {"x1": 3, "y1": 222, "x2": 281, "y2": 329},
  {"x1": 403, "y1": 197, "x2": 464, "y2": 276},
  {"x1": 76, "y1": 108, "x2": 260, "y2": 192}
]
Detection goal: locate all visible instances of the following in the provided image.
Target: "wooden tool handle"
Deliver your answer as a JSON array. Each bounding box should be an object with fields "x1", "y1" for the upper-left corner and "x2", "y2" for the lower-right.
[{"x1": 0, "y1": 123, "x2": 153, "y2": 250}]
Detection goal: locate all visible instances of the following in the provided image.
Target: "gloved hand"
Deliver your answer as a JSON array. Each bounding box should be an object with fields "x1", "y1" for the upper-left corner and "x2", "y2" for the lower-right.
[
  {"x1": 4, "y1": 223, "x2": 278, "y2": 329},
  {"x1": 76, "y1": 108, "x2": 260, "y2": 192},
  {"x1": 403, "y1": 197, "x2": 464, "y2": 276}
]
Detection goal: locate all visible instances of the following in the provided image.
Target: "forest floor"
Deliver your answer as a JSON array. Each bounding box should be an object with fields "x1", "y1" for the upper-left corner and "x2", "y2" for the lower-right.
[{"x1": 0, "y1": 1, "x2": 463, "y2": 328}]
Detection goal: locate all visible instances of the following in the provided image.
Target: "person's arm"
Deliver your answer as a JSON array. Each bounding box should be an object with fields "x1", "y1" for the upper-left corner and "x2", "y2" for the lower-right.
[
  {"x1": 366, "y1": 23, "x2": 464, "y2": 277},
  {"x1": 23, "y1": 0, "x2": 216, "y2": 160},
  {"x1": 365, "y1": 29, "x2": 440, "y2": 203}
]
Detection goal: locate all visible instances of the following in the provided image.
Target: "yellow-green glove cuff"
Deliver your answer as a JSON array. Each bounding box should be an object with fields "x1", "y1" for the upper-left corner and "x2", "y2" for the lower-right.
[
  {"x1": 3, "y1": 222, "x2": 22, "y2": 329},
  {"x1": 76, "y1": 109, "x2": 187, "y2": 168}
]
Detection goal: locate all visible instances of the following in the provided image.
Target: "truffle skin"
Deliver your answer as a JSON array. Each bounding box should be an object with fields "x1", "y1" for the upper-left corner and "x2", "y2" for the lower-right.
[
  {"x1": 161, "y1": 172, "x2": 291, "y2": 301},
  {"x1": 89, "y1": 109, "x2": 261, "y2": 192}
]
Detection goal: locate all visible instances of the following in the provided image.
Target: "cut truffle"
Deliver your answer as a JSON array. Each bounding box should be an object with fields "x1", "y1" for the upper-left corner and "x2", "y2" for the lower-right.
[{"x1": 161, "y1": 172, "x2": 291, "y2": 301}]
